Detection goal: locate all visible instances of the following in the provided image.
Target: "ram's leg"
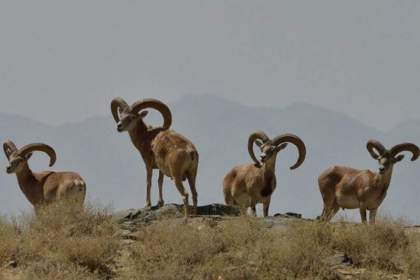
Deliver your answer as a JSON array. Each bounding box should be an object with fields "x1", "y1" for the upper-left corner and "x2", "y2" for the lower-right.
[
  {"x1": 328, "y1": 205, "x2": 339, "y2": 221},
  {"x1": 321, "y1": 200, "x2": 337, "y2": 222},
  {"x1": 145, "y1": 167, "x2": 153, "y2": 208},
  {"x1": 319, "y1": 206, "x2": 327, "y2": 221},
  {"x1": 360, "y1": 208, "x2": 367, "y2": 224},
  {"x1": 369, "y1": 209, "x2": 378, "y2": 225},
  {"x1": 174, "y1": 177, "x2": 189, "y2": 218},
  {"x1": 224, "y1": 189, "x2": 233, "y2": 205},
  {"x1": 239, "y1": 206, "x2": 248, "y2": 216},
  {"x1": 157, "y1": 171, "x2": 165, "y2": 207},
  {"x1": 251, "y1": 205, "x2": 257, "y2": 216},
  {"x1": 263, "y1": 199, "x2": 271, "y2": 217},
  {"x1": 187, "y1": 173, "x2": 198, "y2": 215},
  {"x1": 34, "y1": 205, "x2": 41, "y2": 217}
]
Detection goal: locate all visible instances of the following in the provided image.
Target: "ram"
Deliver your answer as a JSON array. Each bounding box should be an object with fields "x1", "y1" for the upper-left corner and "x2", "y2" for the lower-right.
[
  {"x1": 3, "y1": 140, "x2": 86, "y2": 211},
  {"x1": 223, "y1": 131, "x2": 306, "y2": 217},
  {"x1": 111, "y1": 97, "x2": 199, "y2": 217},
  {"x1": 318, "y1": 140, "x2": 419, "y2": 224}
]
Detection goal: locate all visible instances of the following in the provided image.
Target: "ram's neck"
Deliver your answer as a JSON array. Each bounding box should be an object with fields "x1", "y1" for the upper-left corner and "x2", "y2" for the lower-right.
[
  {"x1": 128, "y1": 120, "x2": 150, "y2": 152},
  {"x1": 15, "y1": 163, "x2": 43, "y2": 206},
  {"x1": 375, "y1": 167, "x2": 394, "y2": 192},
  {"x1": 262, "y1": 156, "x2": 277, "y2": 176}
]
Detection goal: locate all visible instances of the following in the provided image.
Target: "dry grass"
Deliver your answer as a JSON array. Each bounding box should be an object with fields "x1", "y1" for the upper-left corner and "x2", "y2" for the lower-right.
[
  {"x1": 2, "y1": 205, "x2": 420, "y2": 280},
  {"x1": 123, "y1": 217, "x2": 420, "y2": 280},
  {"x1": 124, "y1": 218, "x2": 333, "y2": 280},
  {"x1": 0, "y1": 200, "x2": 121, "y2": 280}
]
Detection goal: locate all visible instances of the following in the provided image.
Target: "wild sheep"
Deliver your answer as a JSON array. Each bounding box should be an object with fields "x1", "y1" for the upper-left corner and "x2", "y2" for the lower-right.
[
  {"x1": 111, "y1": 97, "x2": 199, "y2": 217},
  {"x1": 223, "y1": 131, "x2": 306, "y2": 217},
  {"x1": 318, "y1": 140, "x2": 419, "y2": 224},
  {"x1": 3, "y1": 140, "x2": 86, "y2": 211}
]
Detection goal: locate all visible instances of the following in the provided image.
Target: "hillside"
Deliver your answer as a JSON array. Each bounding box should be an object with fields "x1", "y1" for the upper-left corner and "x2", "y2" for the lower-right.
[{"x1": 0, "y1": 95, "x2": 419, "y2": 221}]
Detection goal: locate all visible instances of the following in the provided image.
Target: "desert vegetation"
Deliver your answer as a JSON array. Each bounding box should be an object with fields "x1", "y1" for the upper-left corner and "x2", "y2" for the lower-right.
[
  {"x1": 1, "y1": 202, "x2": 420, "y2": 280},
  {"x1": 0, "y1": 200, "x2": 120, "y2": 280},
  {"x1": 122, "y1": 216, "x2": 420, "y2": 280}
]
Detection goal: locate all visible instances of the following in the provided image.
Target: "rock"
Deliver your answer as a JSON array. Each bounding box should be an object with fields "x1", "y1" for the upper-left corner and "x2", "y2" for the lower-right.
[
  {"x1": 114, "y1": 203, "x2": 311, "y2": 232},
  {"x1": 114, "y1": 203, "x2": 314, "y2": 234},
  {"x1": 324, "y1": 253, "x2": 352, "y2": 267},
  {"x1": 274, "y1": 212, "x2": 303, "y2": 219},
  {"x1": 113, "y1": 203, "x2": 241, "y2": 231},
  {"x1": 112, "y1": 208, "x2": 140, "y2": 221},
  {"x1": 4, "y1": 260, "x2": 17, "y2": 268},
  {"x1": 196, "y1": 204, "x2": 241, "y2": 216}
]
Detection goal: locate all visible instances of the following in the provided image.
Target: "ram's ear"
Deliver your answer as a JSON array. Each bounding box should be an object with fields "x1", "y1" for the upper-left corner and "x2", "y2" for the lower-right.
[
  {"x1": 275, "y1": 143, "x2": 288, "y2": 152},
  {"x1": 394, "y1": 154, "x2": 405, "y2": 163},
  {"x1": 24, "y1": 152, "x2": 33, "y2": 160},
  {"x1": 255, "y1": 140, "x2": 264, "y2": 147},
  {"x1": 139, "y1": 110, "x2": 149, "y2": 118}
]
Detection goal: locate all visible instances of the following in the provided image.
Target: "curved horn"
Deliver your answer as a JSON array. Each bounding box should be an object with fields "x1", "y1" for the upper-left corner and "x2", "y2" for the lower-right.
[
  {"x1": 390, "y1": 143, "x2": 420, "y2": 161},
  {"x1": 3, "y1": 140, "x2": 18, "y2": 160},
  {"x1": 272, "y1": 134, "x2": 306, "y2": 170},
  {"x1": 18, "y1": 143, "x2": 56, "y2": 167},
  {"x1": 130, "y1": 99, "x2": 172, "y2": 130},
  {"x1": 111, "y1": 97, "x2": 130, "y2": 123},
  {"x1": 366, "y1": 140, "x2": 387, "y2": 159},
  {"x1": 248, "y1": 131, "x2": 270, "y2": 167}
]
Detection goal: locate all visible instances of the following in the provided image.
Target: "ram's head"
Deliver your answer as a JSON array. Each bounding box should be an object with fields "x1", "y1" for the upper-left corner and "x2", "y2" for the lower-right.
[
  {"x1": 111, "y1": 97, "x2": 172, "y2": 132},
  {"x1": 248, "y1": 131, "x2": 306, "y2": 169},
  {"x1": 367, "y1": 140, "x2": 419, "y2": 174},
  {"x1": 3, "y1": 140, "x2": 56, "y2": 173}
]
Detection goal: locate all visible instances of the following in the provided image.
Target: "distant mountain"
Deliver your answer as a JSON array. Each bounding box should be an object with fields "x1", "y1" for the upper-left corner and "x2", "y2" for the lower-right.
[{"x1": 0, "y1": 96, "x2": 419, "y2": 222}]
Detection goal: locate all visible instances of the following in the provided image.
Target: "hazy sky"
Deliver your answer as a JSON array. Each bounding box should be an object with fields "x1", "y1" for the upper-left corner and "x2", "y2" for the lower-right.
[{"x1": 0, "y1": 0, "x2": 419, "y2": 130}]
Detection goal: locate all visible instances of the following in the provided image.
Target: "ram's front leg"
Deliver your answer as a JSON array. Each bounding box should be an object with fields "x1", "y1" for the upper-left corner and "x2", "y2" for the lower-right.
[
  {"x1": 157, "y1": 171, "x2": 165, "y2": 207},
  {"x1": 263, "y1": 199, "x2": 271, "y2": 217},
  {"x1": 145, "y1": 167, "x2": 153, "y2": 208}
]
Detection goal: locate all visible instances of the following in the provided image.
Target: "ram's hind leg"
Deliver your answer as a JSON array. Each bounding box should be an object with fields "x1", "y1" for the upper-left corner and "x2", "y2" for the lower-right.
[
  {"x1": 57, "y1": 180, "x2": 86, "y2": 209},
  {"x1": 187, "y1": 172, "x2": 198, "y2": 215},
  {"x1": 327, "y1": 204, "x2": 339, "y2": 222},
  {"x1": 224, "y1": 188, "x2": 234, "y2": 205},
  {"x1": 320, "y1": 203, "x2": 331, "y2": 221},
  {"x1": 318, "y1": 167, "x2": 342, "y2": 223},
  {"x1": 173, "y1": 177, "x2": 189, "y2": 218},
  {"x1": 321, "y1": 200, "x2": 339, "y2": 222},
  {"x1": 369, "y1": 209, "x2": 378, "y2": 225}
]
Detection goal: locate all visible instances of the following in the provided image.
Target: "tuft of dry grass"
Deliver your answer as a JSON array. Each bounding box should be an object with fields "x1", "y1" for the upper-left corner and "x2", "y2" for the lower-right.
[{"x1": 0, "y1": 200, "x2": 121, "y2": 280}]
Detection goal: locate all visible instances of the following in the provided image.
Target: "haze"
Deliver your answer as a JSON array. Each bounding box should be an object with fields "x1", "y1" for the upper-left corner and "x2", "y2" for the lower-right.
[{"x1": 0, "y1": 0, "x2": 419, "y2": 130}]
